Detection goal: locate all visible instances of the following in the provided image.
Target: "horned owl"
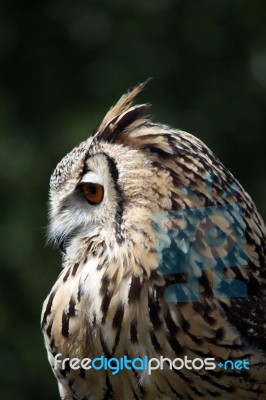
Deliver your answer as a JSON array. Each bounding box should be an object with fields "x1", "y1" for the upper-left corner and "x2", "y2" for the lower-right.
[{"x1": 41, "y1": 81, "x2": 266, "y2": 400}]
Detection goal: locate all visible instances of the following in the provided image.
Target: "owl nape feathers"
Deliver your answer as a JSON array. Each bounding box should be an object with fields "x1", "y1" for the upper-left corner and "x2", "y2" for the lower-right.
[{"x1": 41, "y1": 81, "x2": 266, "y2": 400}]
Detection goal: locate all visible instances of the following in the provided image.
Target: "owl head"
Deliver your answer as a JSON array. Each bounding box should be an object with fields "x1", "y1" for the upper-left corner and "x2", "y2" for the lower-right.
[{"x1": 48, "y1": 81, "x2": 219, "y2": 278}]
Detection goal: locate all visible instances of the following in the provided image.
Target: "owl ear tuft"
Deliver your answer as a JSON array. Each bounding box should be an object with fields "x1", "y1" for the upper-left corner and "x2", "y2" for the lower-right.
[{"x1": 95, "y1": 79, "x2": 152, "y2": 142}]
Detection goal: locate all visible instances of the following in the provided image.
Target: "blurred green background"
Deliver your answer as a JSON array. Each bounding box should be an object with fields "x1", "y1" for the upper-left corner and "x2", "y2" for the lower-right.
[{"x1": 0, "y1": 0, "x2": 265, "y2": 399}]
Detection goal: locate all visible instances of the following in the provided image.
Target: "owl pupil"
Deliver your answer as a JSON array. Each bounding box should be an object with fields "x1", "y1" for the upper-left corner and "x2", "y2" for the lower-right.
[{"x1": 89, "y1": 184, "x2": 97, "y2": 195}]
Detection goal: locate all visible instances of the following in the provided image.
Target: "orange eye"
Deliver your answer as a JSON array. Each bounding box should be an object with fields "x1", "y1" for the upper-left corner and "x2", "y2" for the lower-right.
[{"x1": 81, "y1": 183, "x2": 104, "y2": 205}]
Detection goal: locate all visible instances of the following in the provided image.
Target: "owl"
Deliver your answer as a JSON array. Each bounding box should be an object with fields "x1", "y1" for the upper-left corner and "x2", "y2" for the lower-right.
[{"x1": 41, "y1": 81, "x2": 266, "y2": 400}]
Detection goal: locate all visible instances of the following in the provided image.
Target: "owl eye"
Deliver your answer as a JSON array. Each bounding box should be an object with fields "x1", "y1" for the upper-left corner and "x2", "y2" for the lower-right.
[{"x1": 81, "y1": 183, "x2": 104, "y2": 205}]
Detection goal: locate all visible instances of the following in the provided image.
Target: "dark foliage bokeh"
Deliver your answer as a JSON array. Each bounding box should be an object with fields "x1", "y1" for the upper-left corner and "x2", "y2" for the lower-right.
[{"x1": 0, "y1": 1, "x2": 265, "y2": 399}]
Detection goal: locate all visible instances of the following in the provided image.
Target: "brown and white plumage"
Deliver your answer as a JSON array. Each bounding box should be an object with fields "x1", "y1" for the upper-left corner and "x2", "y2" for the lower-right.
[{"x1": 41, "y1": 81, "x2": 266, "y2": 399}]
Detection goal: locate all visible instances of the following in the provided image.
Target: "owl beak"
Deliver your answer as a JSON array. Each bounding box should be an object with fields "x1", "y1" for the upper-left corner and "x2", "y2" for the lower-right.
[
  {"x1": 59, "y1": 238, "x2": 67, "y2": 254},
  {"x1": 56, "y1": 227, "x2": 81, "y2": 254}
]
